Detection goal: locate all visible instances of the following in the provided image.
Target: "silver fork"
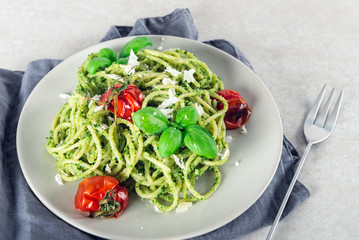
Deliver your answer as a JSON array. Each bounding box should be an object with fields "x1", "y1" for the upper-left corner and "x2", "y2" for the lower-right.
[{"x1": 265, "y1": 85, "x2": 343, "y2": 240}]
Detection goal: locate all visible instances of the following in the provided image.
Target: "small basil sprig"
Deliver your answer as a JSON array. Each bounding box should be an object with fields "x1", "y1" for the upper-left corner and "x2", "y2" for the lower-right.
[
  {"x1": 99, "y1": 48, "x2": 117, "y2": 63},
  {"x1": 119, "y1": 37, "x2": 153, "y2": 58},
  {"x1": 132, "y1": 107, "x2": 169, "y2": 134},
  {"x1": 86, "y1": 37, "x2": 153, "y2": 74},
  {"x1": 87, "y1": 57, "x2": 112, "y2": 74},
  {"x1": 133, "y1": 106, "x2": 218, "y2": 159}
]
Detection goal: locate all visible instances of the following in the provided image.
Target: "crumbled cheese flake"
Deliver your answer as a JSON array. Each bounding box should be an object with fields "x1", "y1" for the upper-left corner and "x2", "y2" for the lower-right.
[
  {"x1": 105, "y1": 164, "x2": 112, "y2": 173},
  {"x1": 176, "y1": 202, "x2": 193, "y2": 213},
  {"x1": 55, "y1": 174, "x2": 63, "y2": 185},
  {"x1": 158, "y1": 88, "x2": 181, "y2": 109},
  {"x1": 173, "y1": 154, "x2": 184, "y2": 169},
  {"x1": 94, "y1": 105, "x2": 104, "y2": 112},
  {"x1": 92, "y1": 95, "x2": 101, "y2": 101},
  {"x1": 225, "y1": 135, "x2": 234, "y2": 143},
  {"x1": 88, "y1": 99, "x2": 94, "y2": 109},
  {"x1": 154, "y1": 205, "x2": 162, "y2": 213},
  {"x1": 121, "y1": 49, "x2": 139, "y2": 75},
  {"x1": 183, "y1": 69, "x2": 196, "y2": 83},
  {"x1": 235, "y1": 161, "x2": 240, "y2": 167},
  {"x1": 159, "y1": 108, "x2": 174, "y2": 119},
  {"x1": 59, "y1": 93, "x2": 71, "y2": 101},
  {"x1": 107, "y1": 74, "x2": 123, "y2": 81},
  {"x1": 165, "y1": 66, "x2": 181, "y2": 77},
  {"x1": 194, "y1": 103, "x2": 204, "y2": 116},
  {"x1": 100, "y1": 124, "x2": 109, "y2": 130},
  {"x1": 162, "y1": 77, "x2": 176, "y2": 85},
  {"x1": 240, "y1": 125, "x2": 247, "y2": 134}
]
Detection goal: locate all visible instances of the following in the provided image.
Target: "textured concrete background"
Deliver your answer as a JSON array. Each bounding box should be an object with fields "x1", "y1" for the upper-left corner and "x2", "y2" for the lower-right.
[{"x1": 1, "y1": 0, "x2": 358, "y2": 239}]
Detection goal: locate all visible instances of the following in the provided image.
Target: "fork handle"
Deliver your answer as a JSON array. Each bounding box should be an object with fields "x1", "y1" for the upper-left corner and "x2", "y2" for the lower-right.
[{"x1": 265, "y1": 142, "x2": 313, "y2": 240}]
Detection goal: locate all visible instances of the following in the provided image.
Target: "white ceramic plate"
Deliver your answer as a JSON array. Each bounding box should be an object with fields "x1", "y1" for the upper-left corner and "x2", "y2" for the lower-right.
[{"x1": 17, "y1": 36, "x2": 282, "y2": 240}]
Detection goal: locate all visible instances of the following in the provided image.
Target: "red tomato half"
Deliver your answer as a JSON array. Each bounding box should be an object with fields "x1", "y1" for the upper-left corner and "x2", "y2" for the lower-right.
[
  {"x1": 216, "y1": 89, "x2": 251, "y2": 129},
  {"x1": 100, "y1": 84, "x2": 144, "y2": 122},
  {"x1": 74, "y1": 176, "x2": 129, "y2": 218}
]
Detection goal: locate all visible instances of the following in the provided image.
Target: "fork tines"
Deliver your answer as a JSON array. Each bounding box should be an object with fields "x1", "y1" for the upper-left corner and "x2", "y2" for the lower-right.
[{"x1": 307, "y1": 85, "x2": 343, "y2": 129}]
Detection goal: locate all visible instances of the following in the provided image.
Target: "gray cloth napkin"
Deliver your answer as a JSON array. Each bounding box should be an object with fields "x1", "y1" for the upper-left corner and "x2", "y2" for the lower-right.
[{"x1": 0, "y1": 8, "x2": 309, "y2": 240}]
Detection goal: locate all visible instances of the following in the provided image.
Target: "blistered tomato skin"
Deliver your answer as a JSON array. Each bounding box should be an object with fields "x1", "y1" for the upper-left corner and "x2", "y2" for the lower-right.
[
  {"x1": 216, "y1": 89, "x2": 251, "y2": 129},
  {"x1": 112, "y1": 185, "x2": 129, "y2": 218},
  {"x1": 216, "y1": 89, "x2": 240, "y2": 110},
  {"x1": 100, "y1": 84, "x2": 144, "y2": 122},
  {"x1": 74, "y1": 176, "x2": 129, "y2": 218}
]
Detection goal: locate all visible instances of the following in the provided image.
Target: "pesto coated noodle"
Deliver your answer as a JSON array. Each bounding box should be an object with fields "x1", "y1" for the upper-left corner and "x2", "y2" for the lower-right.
[{"x1": 46, "y1": 46, "x2": 231, "y2": 212}]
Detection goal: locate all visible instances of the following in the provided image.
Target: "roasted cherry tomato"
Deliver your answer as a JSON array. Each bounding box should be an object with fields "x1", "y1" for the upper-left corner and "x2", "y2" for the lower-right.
[
  {"x1": 100, "y1": 84, "x2": 144, "y2": 123},
  {"x1": 216, "y1": 89, "x2": 251, "y2": 129},
  {"x1": 74, "y1": 176, "x2": 129, "y2": 218}
]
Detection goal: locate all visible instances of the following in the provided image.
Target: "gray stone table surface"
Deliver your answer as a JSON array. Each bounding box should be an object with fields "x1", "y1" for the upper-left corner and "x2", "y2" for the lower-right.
[{"x1": 1, "y1": 0, "x2": 358, "y2": 239}]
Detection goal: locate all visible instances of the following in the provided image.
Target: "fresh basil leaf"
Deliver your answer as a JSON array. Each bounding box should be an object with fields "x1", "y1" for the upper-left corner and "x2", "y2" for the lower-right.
[
  {"x1": 87, "y1": 57, "x2": 112, "y2": 74},
  {"x1": 98, "y1": 48, "x2": 117, "y2": 63},
  {"x1": 116, "y1": 57, "x2": 128, "y2": 64},
  {"x1": 119, "y1": 37, "x2": 153, "y2": 58},
  {"x1": 183, "y1": 125, "x2": 218, "y2": 159},
  {"x1": 158, "y1": 127, "x2": 182, "y2": 158},
  {"x1": 175, "y1": 106, "x2": 199, "y2": 128},
  {"x1": 132, "y1": 107, "x2": 169, "y2": 134}
]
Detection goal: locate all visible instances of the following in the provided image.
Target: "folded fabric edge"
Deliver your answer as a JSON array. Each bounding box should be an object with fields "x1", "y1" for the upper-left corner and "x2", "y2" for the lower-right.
[{"x1": 101, "y1": 8, "x2": 198, "y2": 42}]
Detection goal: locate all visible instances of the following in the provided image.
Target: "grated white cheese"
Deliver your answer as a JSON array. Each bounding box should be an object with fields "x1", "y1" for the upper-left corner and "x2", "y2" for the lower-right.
[
  {"x1": 225, "y1": 135, "x2": 234, "y2": 143},
  {"x1": 240, "y1": 125, "x2": 247, "y2": 134},
  {"x1": 157, "y1": 88, "x2": 181, "y2": 109},
  {"x1": 157, "y1": 44, "x2": 163, "y2": 51},
  {"x1": 124, "y1": 104, "x2": 131, "y2": 109},
  {"x1": 92, "y1": 94, "x2": 101, "y2": 101},
  {"x1": 162, "y1": 77, "x2": 176, "y2": 85},
  {"x1": 235, "y1": 161, "x2": 240, "y2": 167},
  {"x1": 173, "y1": 154, "x2": 184, "y2": 169},
  {"x1": 194, "y1": 103, "x2": 204, "y2": 116},
  {"x1": 88, "y1": 99, "x2": 94, "y2": 109},
  {"x1": 154, "y1": 205, "x2": 162, "y2": 213},
  {"x1": 59, "y1": 93, "x2": 71, "y2": 101},
  {"x1": 94, "y1": 105, "x2": 104, "y2": 112},
  {"x1": 55, "y1": 174, "x2": 63, "y2": 185},
  {"x1": 183, "y1": 69, "x2": 196, "y2": 83},
  {"x1": 159, "y1": 108, "x2": 174, "y2": 119},
  {"x1": 165, "y1": 66, "x2": 181, "y2": 77},
  {"x1": 176, "y1": 202, "x2": 193, "y2": 213},
  {"x1": 100, "y1": 124, "x2": 109, "y2": 130},
  {"x1": 107, "y1": 74, "x2": 123, "y2": 81},
  {"x1": 121, "y1": 49, "x2": 139, "y2": 75},
  {"x1": 105, "y1": 164, "x2": 112, "y2": 173}
]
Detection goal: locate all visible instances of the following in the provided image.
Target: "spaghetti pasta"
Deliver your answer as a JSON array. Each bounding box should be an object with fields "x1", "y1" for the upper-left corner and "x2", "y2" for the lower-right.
[{"x1": 46, "y1": 46, "x2": 231, "y2": 212}]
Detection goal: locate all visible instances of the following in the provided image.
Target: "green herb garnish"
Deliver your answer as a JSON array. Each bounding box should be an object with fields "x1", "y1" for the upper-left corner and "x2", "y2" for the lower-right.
[{"x1": 133, "y1": 106, "x2": 218, "y2": 159}]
